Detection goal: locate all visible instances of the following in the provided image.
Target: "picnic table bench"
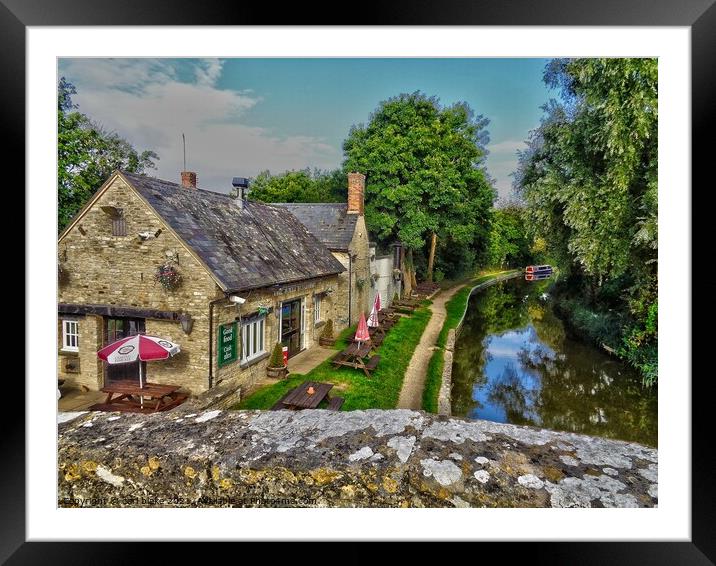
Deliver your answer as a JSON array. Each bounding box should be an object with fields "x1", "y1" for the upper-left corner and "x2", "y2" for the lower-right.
[
  {"x1": 90, "y1": 380, "x2": 188, "y2": 413},
  {"x1": 331, "y1": 341, "x2": 381, "y2": 378},
  {"x1": 271, "y1": 381, "x2": 344, "y2": 411}
]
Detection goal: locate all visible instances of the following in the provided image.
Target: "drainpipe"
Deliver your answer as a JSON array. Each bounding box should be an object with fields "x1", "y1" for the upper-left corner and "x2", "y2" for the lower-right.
[
  {"x1": 207, "y1": 296, "x2": 225, "y2": 389},
  {"x1": 347, "y1": 253, "x2": 352, "y2": 326}
]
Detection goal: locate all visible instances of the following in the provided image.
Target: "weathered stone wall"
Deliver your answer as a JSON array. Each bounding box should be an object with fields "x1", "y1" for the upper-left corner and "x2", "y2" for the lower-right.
[
  {"x1": 330, "y1": 251, "x2": 351, "y2": 332},
  {"x1": 437, "y1": 329, "x2": 455, "y2": 416},
  {"x1": 350, "y1": 215, "x2": 371, "y2": 322},
  {"x1": 58, "y1": 315, "x2": 104, "y2": 390},
  {"x1": 58, "y1": 409, "x2": 657, "y2": 508},
  {"x1": 58, "y1": 174, "x2": 221, "y2": 394},
  {"x1": 327, "y1": 218, "x2": 371, "y2": 333}
]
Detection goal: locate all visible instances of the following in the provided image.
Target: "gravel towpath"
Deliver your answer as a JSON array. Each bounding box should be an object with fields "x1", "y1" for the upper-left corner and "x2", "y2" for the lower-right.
[{"x1": 396, "y1": 285, "x2": 465, "y2": 409}]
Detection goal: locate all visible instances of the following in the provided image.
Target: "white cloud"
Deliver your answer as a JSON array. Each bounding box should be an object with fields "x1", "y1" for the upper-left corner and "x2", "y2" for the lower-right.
[
  {"x1": 59, "y1": 58, "x2": 341, "y2": 192},
  {"x1": 485, "y1": 139, "x2": 527, "y2": 199},
  {"x1": 488, "y1": 139, "x2": 527, "y2": 155}
]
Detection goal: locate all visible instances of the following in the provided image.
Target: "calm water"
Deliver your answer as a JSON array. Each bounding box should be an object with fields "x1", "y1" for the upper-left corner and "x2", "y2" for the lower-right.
[{"x1": 451, "y1": 277, "x2": 657, "y2": 446}]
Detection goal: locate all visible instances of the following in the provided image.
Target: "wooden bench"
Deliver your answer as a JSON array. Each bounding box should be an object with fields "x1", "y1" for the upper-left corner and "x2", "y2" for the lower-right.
[
  {"x1": 364, "y1": 355, "x2": 381, "y2": 371},
  {"x1": 270, "y1": 390, "x2": 294, "y2": 410},
  {"x1": 330, "y1": 351, "x2": 349, "y2": 365},
  {"x1": 326, "y1": 396, "x2": 344, "y2": 411}
]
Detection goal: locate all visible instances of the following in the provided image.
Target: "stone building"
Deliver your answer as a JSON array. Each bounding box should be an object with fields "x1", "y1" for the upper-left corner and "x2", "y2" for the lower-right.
[
  {"x1": 274, "y1": 172, "x2": 375, "y2": 331},
  {"x1": 57, "y1": 170, "x2": 345, "y2": 396}
]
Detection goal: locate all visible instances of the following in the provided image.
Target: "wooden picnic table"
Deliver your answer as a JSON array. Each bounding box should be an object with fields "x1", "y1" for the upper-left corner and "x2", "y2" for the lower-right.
[
  {"x1": 275, "y1": 380, "x2": 334, "y2": 410},
  {"x1": 91, "y1": 380, "x2": 187, "y2": 413},
  {"x1": 332, "y1": 341, "x2": 381, "y2": 378}
]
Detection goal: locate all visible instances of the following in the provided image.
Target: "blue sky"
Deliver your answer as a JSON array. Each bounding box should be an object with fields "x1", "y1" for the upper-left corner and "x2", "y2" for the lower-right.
[{"x1": 58, "y1": 58, "x2": 556, "y2": 197}]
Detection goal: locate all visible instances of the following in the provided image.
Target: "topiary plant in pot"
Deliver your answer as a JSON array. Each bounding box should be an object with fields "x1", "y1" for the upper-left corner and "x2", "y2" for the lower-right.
[
  {"x1": 319, "y1": 319, "x2": 336, "y2": 347},
  {"x1": 266, "y1": 342, "x2": 288, "y2": 379}
]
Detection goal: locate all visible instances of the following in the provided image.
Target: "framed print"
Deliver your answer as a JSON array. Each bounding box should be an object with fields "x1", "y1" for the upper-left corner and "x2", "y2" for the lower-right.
[{"x1": 9, "y1": 0, "x2": 712, "y2": 562}]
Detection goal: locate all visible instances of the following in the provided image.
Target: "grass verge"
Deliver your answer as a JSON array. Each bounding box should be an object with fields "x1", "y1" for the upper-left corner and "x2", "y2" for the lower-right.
[{"x1": 233, "y1": 306, "x2": 432, "y2": 411}]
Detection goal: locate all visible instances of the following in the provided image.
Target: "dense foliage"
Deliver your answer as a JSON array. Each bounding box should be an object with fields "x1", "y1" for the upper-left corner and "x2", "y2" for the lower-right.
[
  {"x1": 58, "y1": 77, "x2": 158, "y2": 232},
  {"x1": 483, "y1": 205, "x2": 533, "y2": 269},
  {"x1": 343, "y1": 92, "x2": 495, "y2": 281},
  {"x1": 514, "y1": 59, "x2": 658, "y2": 384},
  {"x1": 239, "y1": 168, "x2": 347, "y2": 203}
]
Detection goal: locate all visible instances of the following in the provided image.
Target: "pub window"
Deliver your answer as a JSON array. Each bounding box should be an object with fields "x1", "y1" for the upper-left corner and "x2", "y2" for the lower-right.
[
  {"x1": 241, "y1": 316, "x2": 265, "y2": 363},
  {"x1": 62, "y1": 319, "x2": 79, "y2": 352},
  {"x1": 314, "y1": 295, "x2": 322, "y2": 324}
]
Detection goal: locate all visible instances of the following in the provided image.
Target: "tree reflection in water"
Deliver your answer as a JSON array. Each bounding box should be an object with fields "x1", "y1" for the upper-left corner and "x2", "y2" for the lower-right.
[{"x1": 451, "y1": 279, "x2": 657, "y2": 447}]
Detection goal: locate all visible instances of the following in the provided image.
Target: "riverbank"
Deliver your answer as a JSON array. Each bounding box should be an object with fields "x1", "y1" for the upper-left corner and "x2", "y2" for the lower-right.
[
  {"x1": 449, "y1": 275, "x2": 657, "y2": 446},
  {"x1": 422, "y1": 270, "x2": 521, "y2": 413}
]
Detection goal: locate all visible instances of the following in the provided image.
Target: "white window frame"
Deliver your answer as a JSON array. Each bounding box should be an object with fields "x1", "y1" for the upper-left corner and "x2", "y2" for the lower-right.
[
  {"x1": 61, "y1": 319, "x2": 79, "y2": 352},
  {"x1": 240, "y1": 316, "x2": 265, "y2": 363},
  {"x1": 314, "y1": 295, "x2": 322, "y2": 324}
]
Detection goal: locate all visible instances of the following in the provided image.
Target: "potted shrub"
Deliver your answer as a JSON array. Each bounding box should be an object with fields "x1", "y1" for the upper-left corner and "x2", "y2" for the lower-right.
[
  {"x1": 266, "y1": 342, "x2": 288, "y2": 379},
  {"x1": 319, "y1": 319, "x2": 336, "y2": 347}
]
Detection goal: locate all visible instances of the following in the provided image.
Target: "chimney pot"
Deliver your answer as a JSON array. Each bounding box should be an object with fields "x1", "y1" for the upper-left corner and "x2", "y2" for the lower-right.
[
  {"x1": 347, "y1": 172, "x2": 365, "y2": 215},
  {"x1": 181, "y1": 171, "x2": 197, "y2": 189}
]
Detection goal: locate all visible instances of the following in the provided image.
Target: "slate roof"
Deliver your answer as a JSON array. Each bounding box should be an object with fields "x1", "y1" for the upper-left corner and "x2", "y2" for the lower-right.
[
  {"x1": 120, "y1": 172, "x2": 345, "y2": 292},
  {"x1": 272, "y1": 203, "x2": 357, "y2": 251}
]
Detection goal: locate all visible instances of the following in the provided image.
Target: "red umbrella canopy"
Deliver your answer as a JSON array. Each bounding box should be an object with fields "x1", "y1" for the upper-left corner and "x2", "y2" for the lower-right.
[
  {"x1": 97, "y1": 334, "x2": 181, "y2": 364},
  {"x1": 354, "y1": 312, "x2": 370, "y2": 342},
  {"x1": 374, "y1": 291, "x2": 382, "y2": 312}
]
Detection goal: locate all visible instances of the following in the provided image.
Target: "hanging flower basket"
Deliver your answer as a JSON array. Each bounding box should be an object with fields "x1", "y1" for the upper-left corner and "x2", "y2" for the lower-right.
[{"x1": 154, "y1": 262, "x2": 182, "y2": 291}]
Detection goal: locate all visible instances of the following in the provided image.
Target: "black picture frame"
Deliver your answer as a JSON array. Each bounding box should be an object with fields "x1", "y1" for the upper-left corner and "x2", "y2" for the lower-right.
[{"x1": 9, "y1": 0, "x2": 711, "y2": 562}]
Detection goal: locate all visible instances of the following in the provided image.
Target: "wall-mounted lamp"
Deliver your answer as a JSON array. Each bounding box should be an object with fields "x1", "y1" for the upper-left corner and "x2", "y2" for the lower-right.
[{"x1": 179, "y1": 313, "x2": 194, "y2": 334}]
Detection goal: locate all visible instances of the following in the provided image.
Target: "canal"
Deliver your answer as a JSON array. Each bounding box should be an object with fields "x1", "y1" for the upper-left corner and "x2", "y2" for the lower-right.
[{"x1": 451, "y1": 277, "x2": 657, "y2": 447}]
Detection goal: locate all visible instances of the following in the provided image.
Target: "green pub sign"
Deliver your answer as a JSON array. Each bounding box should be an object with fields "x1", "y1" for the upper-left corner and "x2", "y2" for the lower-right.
[{"x1": 217, "y1": 322, "x2": 237, "y2": 367}]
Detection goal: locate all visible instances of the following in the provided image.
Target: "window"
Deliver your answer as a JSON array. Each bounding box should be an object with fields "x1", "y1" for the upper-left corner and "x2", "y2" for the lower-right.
[
  {"x1": 241, "y1": 316, "x2": 265, "y2": 363},
  {"x1": 314, "y1": 295, "x2": 322, "y2": 324},
  {"x1": 62, "y1": 319, "x2": 79, "y2": 352},
  {"x1": 112, "y1": 216, "x2": 127, "y2": 236}
]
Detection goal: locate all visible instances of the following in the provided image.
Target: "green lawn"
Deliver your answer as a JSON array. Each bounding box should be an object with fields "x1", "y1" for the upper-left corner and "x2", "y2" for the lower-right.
[
  {"x1": 233, "y1": 305, "x2": 432, "y2": 411},
  {"x1": 422, "y1": 270, "x2": 518, "y2": 412}
]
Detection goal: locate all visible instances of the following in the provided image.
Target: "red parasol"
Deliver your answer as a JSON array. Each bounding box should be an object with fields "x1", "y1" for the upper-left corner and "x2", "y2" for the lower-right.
[
  {"x1": 354, "y1": 312, "x2": 370, "y2": 343},
  {"x1": 367, "y1": 292, "x2": 382, "y2": 327}
]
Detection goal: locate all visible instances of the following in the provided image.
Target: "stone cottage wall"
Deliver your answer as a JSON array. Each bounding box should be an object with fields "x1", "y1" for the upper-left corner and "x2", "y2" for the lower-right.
[
  {"x1": 350, "y1": 216, "x2": 372, "y2": 321},
  {"x1": 331, "y1": 251, "x2": 350, "y2": 332},
  {"x1": 210, "y1": 275, "x2": 340, "y2": 392},
  {"x1": 57, "y1": 174, "x2": 222, "y2": 394}
]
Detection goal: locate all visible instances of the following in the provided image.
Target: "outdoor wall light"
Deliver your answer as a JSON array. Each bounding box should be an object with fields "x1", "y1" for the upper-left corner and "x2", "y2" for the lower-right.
[{"x1": 179, "y1": 313, "x2": 194, "y2": 334}]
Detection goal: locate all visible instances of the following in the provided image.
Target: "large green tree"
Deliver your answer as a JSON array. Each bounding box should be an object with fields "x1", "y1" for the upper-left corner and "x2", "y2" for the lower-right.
[
  {"x1": 484, "y1": 205, "x2": 533, "y2": 269},
  {"x1": 58, "y1": 77, "x2": 159, "y2": 231},
  {"x1": 514, "y1": 58, "x2": 658, "y2": 383},
  {"x1": 239, "y1": 168, "x2": 346, "y2": 203},
  {"x1": 343, "y1": 92, "x2": 495, "y2": 281}
]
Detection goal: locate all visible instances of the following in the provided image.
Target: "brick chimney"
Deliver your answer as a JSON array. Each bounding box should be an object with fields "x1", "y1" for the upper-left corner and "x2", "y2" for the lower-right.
[
  {"x1": 181, "y1": 171, "x2": 197, "y2": 189},
  {"x1": 347, "y1": 172, "x2": 365, "y2": 215}
]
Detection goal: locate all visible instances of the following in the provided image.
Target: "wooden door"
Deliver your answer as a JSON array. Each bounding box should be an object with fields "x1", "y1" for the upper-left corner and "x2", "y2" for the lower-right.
[
  {"x1": 104, "y1": 317, "x2": 146, "y2": 384},
  {"x1": 280, "y1": 300, "x2": 302, "y2": 357}
]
